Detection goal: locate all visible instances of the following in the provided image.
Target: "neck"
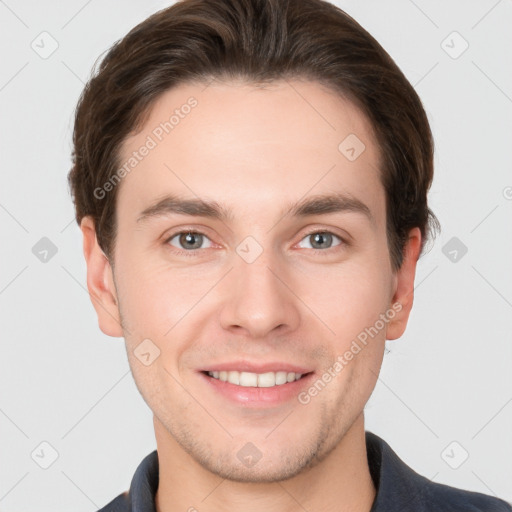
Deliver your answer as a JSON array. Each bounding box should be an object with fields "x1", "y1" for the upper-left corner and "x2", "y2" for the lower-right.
[{"x1": 154, "y1": 413, "x2": 376, "y2": 512}]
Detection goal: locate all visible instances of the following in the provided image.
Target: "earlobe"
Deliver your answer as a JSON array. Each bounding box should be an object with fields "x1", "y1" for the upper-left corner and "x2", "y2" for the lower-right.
[
  {"x1": 386, "y1": 227, "x2": 422, "y2": 340},
  {"x1": 80, "y1": 216, "x2": 124, "y2": 338}
]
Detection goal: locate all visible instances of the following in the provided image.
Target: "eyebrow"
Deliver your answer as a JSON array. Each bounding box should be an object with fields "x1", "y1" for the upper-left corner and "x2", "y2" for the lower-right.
[{"x1": 136, "y1": 192, "x2": 373, "y2": 225}]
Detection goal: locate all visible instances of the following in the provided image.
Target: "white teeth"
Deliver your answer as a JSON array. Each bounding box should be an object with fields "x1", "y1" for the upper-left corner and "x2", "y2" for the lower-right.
[
  {"x1": 275, "y1": 371, "x2": 287, "y2": 385},
  {"x1": 257, "y1": 372, "x2": 275, "y2": 387},
  {"x1": 240, "y1": 371, "x2": 258, "y2": 386},
  {"x1": 227, "y1": 371, "x2": 239, "y2": 385},
  {"x1": 207, "y1": 370, "x2": 304, "y2": 387}
]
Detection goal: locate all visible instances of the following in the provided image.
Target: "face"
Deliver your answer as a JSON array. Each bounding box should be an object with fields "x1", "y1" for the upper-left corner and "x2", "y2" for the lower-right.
[{"x1": 82, "y1": 79, "x2": 420, "y2": 483}]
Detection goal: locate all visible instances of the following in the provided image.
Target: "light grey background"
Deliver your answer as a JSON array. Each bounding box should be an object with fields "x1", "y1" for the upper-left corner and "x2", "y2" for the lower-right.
[{"x1": 1, "y1": 0, "x2": 511, "y2": 509}]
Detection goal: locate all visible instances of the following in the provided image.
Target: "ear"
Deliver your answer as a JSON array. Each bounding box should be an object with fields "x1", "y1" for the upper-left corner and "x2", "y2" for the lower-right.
[
  {"x1": 80, "y1": 216, "x2": 124, "y2": 338},
  {"x1": 386, "y1": 227, "x2": 422, "y2": 340}
]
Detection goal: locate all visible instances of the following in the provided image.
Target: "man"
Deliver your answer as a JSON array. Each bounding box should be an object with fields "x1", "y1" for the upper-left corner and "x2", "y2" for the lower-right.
[{"x1": 67, "y1": 0, "x2": 512, "y2": 510}]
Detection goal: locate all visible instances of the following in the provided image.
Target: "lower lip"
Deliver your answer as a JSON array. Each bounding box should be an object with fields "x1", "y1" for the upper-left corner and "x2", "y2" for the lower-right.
[{"x1": 198, "y1": 371, "x2": 315, "y2": 407}]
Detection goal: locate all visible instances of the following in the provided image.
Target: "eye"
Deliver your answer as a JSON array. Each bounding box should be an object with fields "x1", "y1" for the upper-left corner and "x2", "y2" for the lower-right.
[
  {"x1": 165, "y1": 230, "x2": 213, "y2": 253},
  {"x1": 164, "y1": 228, "x2": 347, "y2": 257},
  {"x1": 297, "y1": 230, "x2": 344, "y2": 252}
]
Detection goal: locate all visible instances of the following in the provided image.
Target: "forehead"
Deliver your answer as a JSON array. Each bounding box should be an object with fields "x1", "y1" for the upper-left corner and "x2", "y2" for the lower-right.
[{"x1": 116, "y1": 79, "x2": 384, "y2": 227}]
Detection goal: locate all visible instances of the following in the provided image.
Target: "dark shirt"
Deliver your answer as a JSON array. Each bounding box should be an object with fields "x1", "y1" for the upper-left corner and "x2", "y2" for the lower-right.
[{"x1": 97, "y1": 431, "x2": 512, "y2": 511}]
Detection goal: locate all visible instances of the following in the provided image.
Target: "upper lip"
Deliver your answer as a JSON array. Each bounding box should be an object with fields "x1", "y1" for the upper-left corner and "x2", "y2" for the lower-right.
[{"x1": 200, "y1": 361, "x2": 314, "y2": 374}]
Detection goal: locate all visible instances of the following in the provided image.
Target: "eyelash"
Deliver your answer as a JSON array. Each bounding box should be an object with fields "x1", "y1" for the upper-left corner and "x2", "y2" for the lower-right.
[{"x1": 163, "y1": 228, "x2": 348, "y2": 257}]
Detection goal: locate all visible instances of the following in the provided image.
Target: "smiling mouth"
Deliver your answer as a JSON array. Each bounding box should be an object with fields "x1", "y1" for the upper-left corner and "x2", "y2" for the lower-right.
[{"x1": 202, "y1": 370, "x2": 313, "y2": 388}]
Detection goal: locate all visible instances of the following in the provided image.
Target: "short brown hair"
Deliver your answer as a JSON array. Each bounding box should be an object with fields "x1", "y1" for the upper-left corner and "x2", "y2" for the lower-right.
[{"x1": 67, "y1": 0, "x2": 439, "y2": 270}]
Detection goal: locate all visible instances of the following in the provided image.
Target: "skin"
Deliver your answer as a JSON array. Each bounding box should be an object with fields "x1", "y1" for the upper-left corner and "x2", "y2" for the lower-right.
[{"x1": 81, "y1": 79, "x2": 421, "y2": 512}]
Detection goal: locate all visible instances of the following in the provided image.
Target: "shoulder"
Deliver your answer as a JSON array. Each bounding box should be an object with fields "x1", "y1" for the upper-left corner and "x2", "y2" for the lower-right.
[
  {"x1": 421, "y1": 478, "x2": 512, "y2": 511},
  {"x1": 366, "y1": 431, "x2": 512, "y2": 511},
  {"x1": 95, "y1": 491, "x2": 130, "y2": 512},
  {"x1": 93, "y1": 449, "x2": 159, "y2": 512},
  {"x1": 380, "y1": 460, "x2": 512, "y2": 511}
]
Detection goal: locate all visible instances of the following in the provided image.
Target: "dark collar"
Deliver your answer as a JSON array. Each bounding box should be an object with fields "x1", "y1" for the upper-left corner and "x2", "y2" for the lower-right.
[{"x1": 98, "y1": 431, "x2": 512, "y2": 511}]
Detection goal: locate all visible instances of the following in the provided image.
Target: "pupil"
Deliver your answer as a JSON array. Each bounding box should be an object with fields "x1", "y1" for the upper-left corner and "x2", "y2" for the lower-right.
[
  {"x1": 181, "y1": 232, "x2": 201, "y2": 249},
  {"x1": 313, "y1": 232, "x2": 330, "y2": 249}
]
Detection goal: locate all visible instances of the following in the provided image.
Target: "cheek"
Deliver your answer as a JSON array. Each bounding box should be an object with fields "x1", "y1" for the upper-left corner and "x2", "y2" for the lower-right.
[
  {"x1": 116, "y1": 258, "x2": 216, "y2": 347},
  {"x1": 312, "y1": 264, "x2": 389, "y2": 405},
  {"x1": 304, "y1": 260, "x2": 392, "y2": 338},
  {"x1": 118, "y1": 270, "x2": 170, "y2": 334}
]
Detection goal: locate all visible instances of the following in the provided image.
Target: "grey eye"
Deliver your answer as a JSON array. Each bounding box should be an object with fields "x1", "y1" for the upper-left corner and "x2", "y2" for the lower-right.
[
  {"x1": 298, "y1": 231, "x2": 342, "y2": 250},
  {"x1": 168, "y1": 231, "x2": 212, "y2": 250}
]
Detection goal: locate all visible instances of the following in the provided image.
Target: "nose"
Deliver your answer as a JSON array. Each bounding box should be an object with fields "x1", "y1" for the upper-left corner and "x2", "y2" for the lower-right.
[{"x1": 218, "y1": 246, "x2": 301, "y2": 339}]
